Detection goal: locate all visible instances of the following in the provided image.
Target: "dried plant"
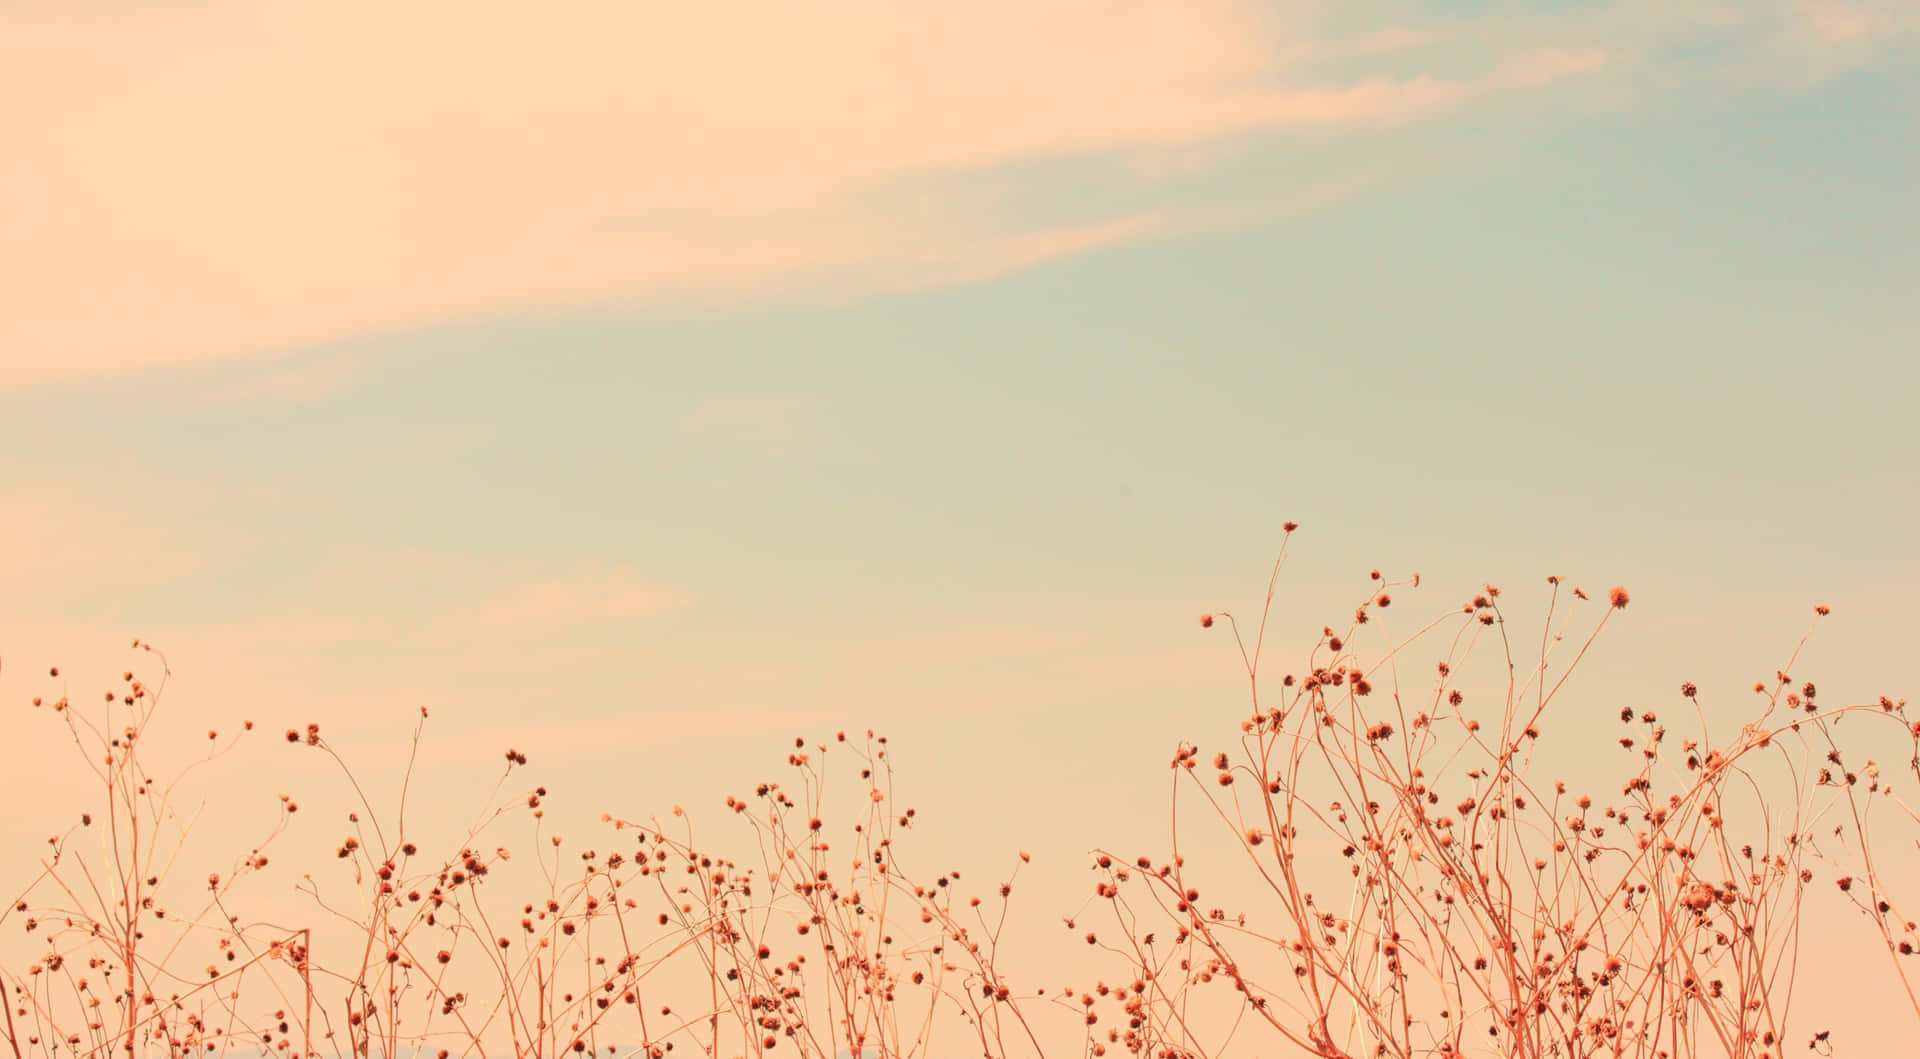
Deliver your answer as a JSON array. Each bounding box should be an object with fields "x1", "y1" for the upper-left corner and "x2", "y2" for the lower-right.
[
  {"x1": 5, "y1": 655, "x2": 1050, "y2": 1058},
  {"x1": 5, "y1": 532, "x2": 1912, "y2": 1059},
  {"x1": 1080, "y1": 529, "x2": 1917, "y2": 1058}
]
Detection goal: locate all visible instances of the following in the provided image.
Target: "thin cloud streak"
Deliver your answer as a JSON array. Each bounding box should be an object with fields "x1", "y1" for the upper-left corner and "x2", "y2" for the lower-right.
[
  {"x1": 0, "y1": 479, "x2": 211, "y2": 599},
  {"x1": 679, "y1": 393, "x2": 828, "y2": 452},
  {"x1": 1795, "y1": 0, "x2": 1920, "y2": 46},
  {"x1": 3, "y1": 2, "x2": 1623, "y2": 388},
  {"x1": 159, "y1": 558, "x2": 696, "y2": 655},
  {"x1": 199, "y1": 355, "x2": 362, "y2": 404},
  {"x1": 474, "y1": 565, "x2": 696, "y2": 628}
]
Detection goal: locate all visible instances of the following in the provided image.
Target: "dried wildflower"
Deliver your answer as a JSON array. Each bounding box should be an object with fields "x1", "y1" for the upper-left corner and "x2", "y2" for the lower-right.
[
  {"x1": 1199, "y1": 613, "x2": 1214, "y2": 628},
  {"x1": 1608, "y1": 586, "x2": 1630, "y2": 609}
]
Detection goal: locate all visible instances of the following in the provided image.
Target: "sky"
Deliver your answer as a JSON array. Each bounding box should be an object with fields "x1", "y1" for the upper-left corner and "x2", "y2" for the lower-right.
[{"x1": 2, "y1": 1, "x2": 1917, "y2": 1054}]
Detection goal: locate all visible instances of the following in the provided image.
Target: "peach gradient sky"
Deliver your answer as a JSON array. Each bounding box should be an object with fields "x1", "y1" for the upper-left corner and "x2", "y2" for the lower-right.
[{"x1": 3, "y1": 0, "x2": 1918, "y2": 1053}]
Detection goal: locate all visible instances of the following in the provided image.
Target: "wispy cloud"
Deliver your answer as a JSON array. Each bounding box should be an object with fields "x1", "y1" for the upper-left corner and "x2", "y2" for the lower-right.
[
  {"x1": 0, "y1": 479, "x2": 215, "y2": 698},
  {"x1": 1, "y1": 1, "x2": 1631, "y2": 388},
  {"x1": 0, "y1": 478, "x2": 210, "y2": 600},
  {"x1": 200, "y1": 355, "x2": 361, "y2": 404},
  {"x1": 1794, "y1": 0, "x2": 1918, "y2": 46},
  {"x1": 680, "y1": 393, "x2": 828, "y2": 452},
  {"x1": 473, "y1": 565, "x2": 695, "y2": 628},
  {"x1": 182, "y1": 557, "x2": 695, "y2": 650},
  {"x1": 828, "y1": 622, "x2": 1077, "y2": 673}
]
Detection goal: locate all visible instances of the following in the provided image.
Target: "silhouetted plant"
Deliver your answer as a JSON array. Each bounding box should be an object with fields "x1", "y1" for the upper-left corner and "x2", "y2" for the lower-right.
[{"x1": 6, "y1": 532, "x2": 1913, "y2": 1058}]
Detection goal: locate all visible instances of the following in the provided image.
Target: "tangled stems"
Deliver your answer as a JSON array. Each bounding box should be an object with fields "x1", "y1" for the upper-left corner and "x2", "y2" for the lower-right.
[
  {"x1": 1108, "y1": 549, "x2": 1915, "y2": 1059},
  {"x1": 5, "y1": 540, "x2": 1913, "y2": 1058}
]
